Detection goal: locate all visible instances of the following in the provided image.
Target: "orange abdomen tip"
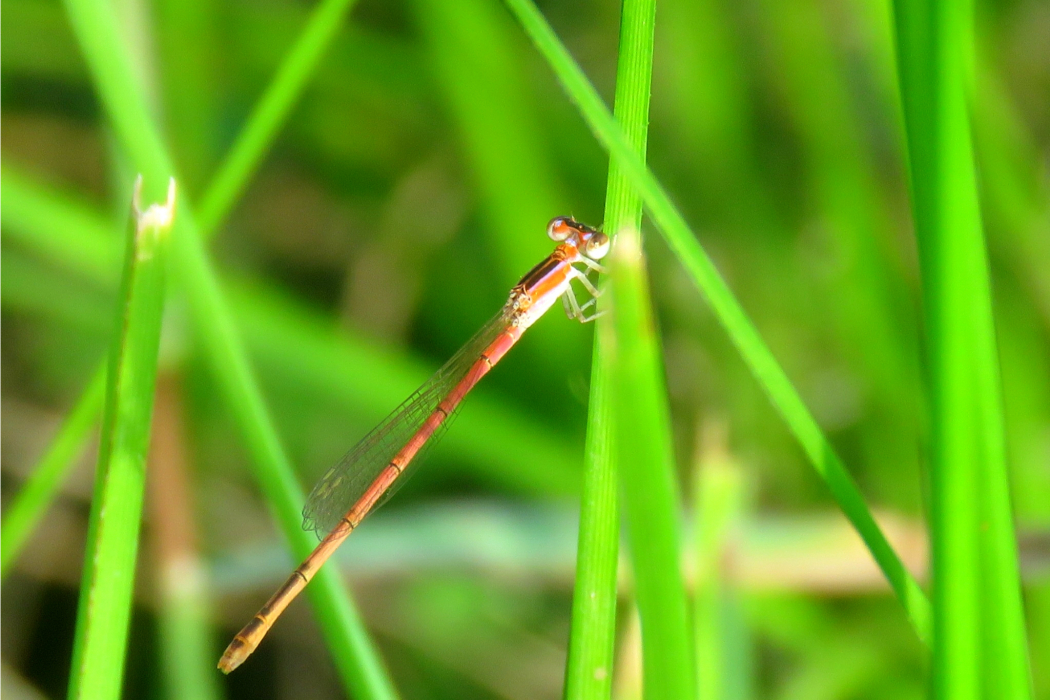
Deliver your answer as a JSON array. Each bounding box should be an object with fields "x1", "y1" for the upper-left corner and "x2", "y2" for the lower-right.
[{"x1": 217, "y1": 637, "x2": 254, "y2": 674}]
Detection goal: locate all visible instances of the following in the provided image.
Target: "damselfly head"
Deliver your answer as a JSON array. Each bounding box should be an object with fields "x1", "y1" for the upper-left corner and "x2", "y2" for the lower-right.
[{"x1": 547, "y1": 216, "x2": 608, "y2": 259}]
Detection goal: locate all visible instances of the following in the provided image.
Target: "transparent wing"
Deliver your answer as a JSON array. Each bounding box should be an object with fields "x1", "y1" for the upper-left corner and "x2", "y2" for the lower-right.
[{"x1": 302, "y1": 306, "x2": 514, "y2": 538}]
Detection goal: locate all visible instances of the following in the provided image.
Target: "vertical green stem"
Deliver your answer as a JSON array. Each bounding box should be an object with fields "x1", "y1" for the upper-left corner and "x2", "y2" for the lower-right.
[
  {"x1": 2, "y1": 0, "x2": 364, "y2": 577},
  {"x1": 564, "y1": 325, "x2": 619, "y2": 700},
  {"x1": 891, "y1": 0, "x2": 1032, "y2": 695},
  {"x1": 692, "y1": 425, "x2": 745, "y2": 700},
  {"x1": 609, "y1": 230, "x2": 695, "y2": 700},
  {"x1": 605, "y1": 8, "x2": 694, "y2": 697},
  {"x1": 565, "y1": 1, "x2": 665, "y2": 697},
  {"x1": 60, "y1": 0, "x2": 398, "y2": 694},
  {"x1": 68, "y1": 180, "x2": 175, "y2": 700}
]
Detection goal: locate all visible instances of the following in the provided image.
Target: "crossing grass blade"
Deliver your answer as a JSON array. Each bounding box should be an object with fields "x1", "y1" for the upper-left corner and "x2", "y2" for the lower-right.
[
  {"x1": 501, "y1": 0, "x2": 932, "y2": 644},
  {"x1": 67, "y1": 179, "x2": 175, "y2": 700},
  {"x1": 890, "y1": 0, "x2": 1033, "y2": 695},
  {"x1": 0, "y1": 366, "x2": 105, "y2": 580},
  {"x1": 410, "y1": 0, "x2": 584, "y2": 377},
  {"x1": 194, "y1": 0, "x2": 360, "y2": 236},
  {"x1": 60, "y1": 0, "x2": 397, "y2": 696}
]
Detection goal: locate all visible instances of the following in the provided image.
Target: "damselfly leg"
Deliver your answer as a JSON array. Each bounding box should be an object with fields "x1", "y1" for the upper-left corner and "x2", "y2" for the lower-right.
[{"x1": 562, "y1": 264, "x2": 605, "y2": 323}]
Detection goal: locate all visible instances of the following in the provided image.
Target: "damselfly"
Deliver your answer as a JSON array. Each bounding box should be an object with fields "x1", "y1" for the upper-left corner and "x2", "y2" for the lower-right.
[{"x1": 219, "y1": 216, "x2": 609, "y2": 672}]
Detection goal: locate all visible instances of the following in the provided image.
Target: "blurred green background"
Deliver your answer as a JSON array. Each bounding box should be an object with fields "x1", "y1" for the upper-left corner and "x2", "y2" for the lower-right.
[{"x1": 2, "y1": 0, "x2": 1047, "y2": 698}]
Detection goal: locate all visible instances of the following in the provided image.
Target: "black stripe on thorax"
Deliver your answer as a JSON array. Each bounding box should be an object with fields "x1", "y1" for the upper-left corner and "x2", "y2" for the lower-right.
[{"x1": 516, "y1": 246, "x2": 572, "y2": 291}]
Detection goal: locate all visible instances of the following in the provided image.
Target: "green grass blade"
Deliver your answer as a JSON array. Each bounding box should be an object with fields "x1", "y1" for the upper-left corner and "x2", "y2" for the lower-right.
[
  {"x1": 564, "y1": 331, "x2": 619, "y2": 700},
  {"x1": 890, "y1": 0, "x2": 1033, "y2": 696},
  {"x1": 60, "y1": 0, "x2": 398, "y2": 694},
  {"x1": 67, "y1": 179, "x2": 175, "y2": 700},
  {"x1": 0, "y1": 367, "x2": 105, "y2": 580},
  {"x1": 153, "y1": 0, "x2": 222, "y2": 187},
  {"x1": 565, "y1": 0, "x2": 661, "y2": 695},
  {"x1": 972, "y1": 72, "x2": 1050, "y2": 325},
  {"x1": 0, "y1": 166, "x2": 122, "y2": 276},
  {"x1": 692, "y1": 427, "x2": 746, "y2": 700},
  {"x1": 502, "y1": 0, "x2": 932, "y2": 644},
  {"x1": 609, "y1": 231, "x2": 695, "y2": 700},
  {"x1": 1, "y1": 165, "x2": 121, "y2": 279},
  {"x1": 411, "y1": 0, "x2": 581, "y2": 371},
  {"x1": 231, "y1": 279, "x2": 581, "y2": 495},
  {"x1": 594, "y1": 11, "x2": 694, "y2": 687},
  {"x1": 195, "y1": 0, "x2": 358, "y2": 236},
  {"x1": 759, "y1": 0, "x2": 914, "y2": 406}
]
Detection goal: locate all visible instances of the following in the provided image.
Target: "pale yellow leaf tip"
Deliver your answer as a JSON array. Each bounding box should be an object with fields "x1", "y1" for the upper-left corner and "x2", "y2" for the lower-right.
[{"x1": 132, "y1": 175, "x2": 178, "y2": 231}]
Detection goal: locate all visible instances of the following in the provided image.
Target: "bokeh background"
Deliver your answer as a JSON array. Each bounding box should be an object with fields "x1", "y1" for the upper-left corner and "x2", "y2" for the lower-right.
[{"x1": 2, "y1": 0, "x2": 1048, "y2": 698}]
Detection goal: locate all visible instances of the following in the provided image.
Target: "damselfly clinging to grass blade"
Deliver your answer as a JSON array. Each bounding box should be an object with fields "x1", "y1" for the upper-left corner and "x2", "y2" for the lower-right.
[{"x1": 219, "y1": 216, "x2": 610, "y2": 672}]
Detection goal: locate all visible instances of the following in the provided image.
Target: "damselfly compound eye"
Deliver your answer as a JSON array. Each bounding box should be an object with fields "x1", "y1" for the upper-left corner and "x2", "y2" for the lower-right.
[
  {"x1": 547, "y1": 216, "x2": 572, "y2": 241},
  {"x1": 585, "y1": 232, "x2": 610, "y2": 260}
]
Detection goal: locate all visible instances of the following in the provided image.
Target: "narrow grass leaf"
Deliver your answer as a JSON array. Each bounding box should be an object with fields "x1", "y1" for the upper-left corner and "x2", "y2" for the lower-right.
[
  {"x1": 412, "y1": 0, "x2": 581, "y2": 371},
  {"x1": 67, "y1": 179, "x2": 175, "y2": 700},
  {"x1": 565, "y1": 0, "x2": 656, "y2": 696},
  {"x1": 890, "y1": 0, "x2": 1032, "y2": 695},
  {"x1": 173, "y1": 201, "x2": 398, "y2": 700},
  {"x1": 153, "y1": 0, "x2": 221, "y2": 187},
  {"x1": 1, "y1": 165, "x2": 121, "y2": 279},
  {"x1": 411, "y1": 0, "x2": 564, "y2": 279},
  {"x1": 608, "y1": 231, "x2": 695, "y2": 700},
  {"x1": 564, "y1": 332, "x2": 619, "y2": 700},
  {"x1": 692, "y1": 427, "x2": 745, "y2": 700},
  {"x1": 195, "y1": 0, "x2": 359, "y2": 236},
  {"x1": 61, "y1": 0, "x2": 397, "y2": 695},
  {"x1": 0, "y1": 367, "x2": 105, "y2": 580},
  {"x1": 502, "y1": 0, "x2": 932, "y2": 643}
]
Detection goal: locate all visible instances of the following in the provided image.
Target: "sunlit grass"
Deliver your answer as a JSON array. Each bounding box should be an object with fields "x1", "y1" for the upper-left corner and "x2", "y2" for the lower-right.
[
  {"x1": 195, "y1": 0, "x2": 361, "y2": 236},
  {"x1": 2, "y1": 0, "x2": 1043, "y2": 697},
  {"x1": 59, "y1": 0, "x2": 396, "y2": 694},
  {"x1": 609, "y1": 231, "x2": 696, "y2": 700},
  {"x1": 565, "y1": 0, "x2": 659, "y2": 696},
  {"x1": 890, "y1": 0, "x2": 1032, "y2": 695},
  {"x1": 502, "y1": 0, "x2": 931, "y2": 643},
  {"x1": 68, "y1": 179, "x2": 174, "y2": 700},
  {"x1": 0, "y1": 366, "x2": 104, "y2": 580},
  {"x1": 692, "y1": 427, "x2": 746, "y2": 700}
]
